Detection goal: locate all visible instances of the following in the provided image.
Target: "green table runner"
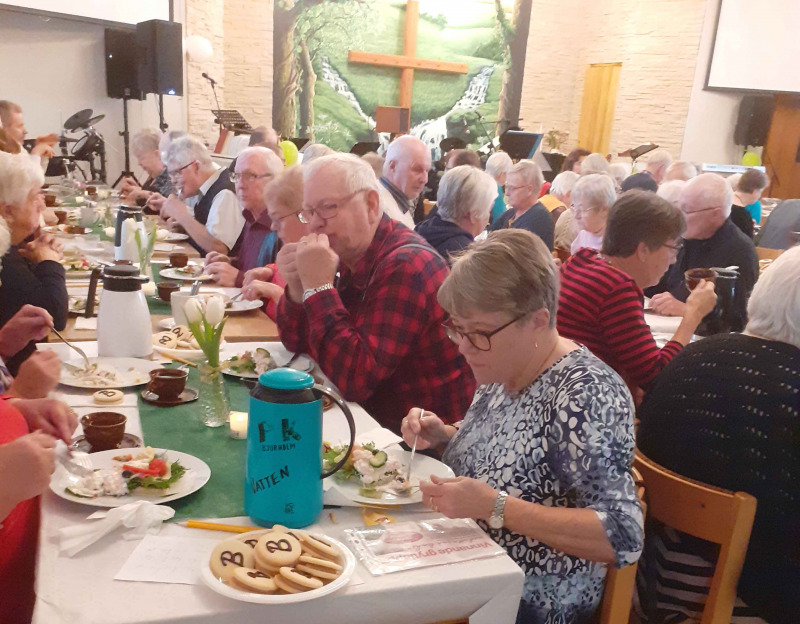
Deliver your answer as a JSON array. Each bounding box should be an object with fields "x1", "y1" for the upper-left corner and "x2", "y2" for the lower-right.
[{"x1": 138, "y1": 367, "x2": 254, "y2": 520}]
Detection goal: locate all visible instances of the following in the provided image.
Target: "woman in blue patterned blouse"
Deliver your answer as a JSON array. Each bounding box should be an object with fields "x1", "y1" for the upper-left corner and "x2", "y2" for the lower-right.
[{"x1": 401, "y1": 229, "x2": 643, "y2": 624}]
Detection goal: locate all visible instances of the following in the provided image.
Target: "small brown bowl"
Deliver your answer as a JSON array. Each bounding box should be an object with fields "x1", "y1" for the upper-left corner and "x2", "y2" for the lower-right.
[
  {"x1": 45, "y1": 194, "x2": 57, "y2": 207},
  {"x1": 54, "y1": 209, "x2": 68, "y2": 224},
  {"x1": 169, "y1": 252, "x2": 189, "y2": 268},
  {"x1": 684, "y1": 268, "x2": 717, "y2": 291},
  {"x1": 81, "y1": 412, "x2": 127, "y2": 451},
  {"x1": 147, "y1": 368, "x2": 188, "y2": 401},
  {"x1": 86, "y1": 185, "x2": 97, "y2": 196},
  {"x1": 64, "y1": 225, "x2": 87, "y2": 235},
  {"x1": 157, "y1": 281, "x2": 181, "y2": 302}
]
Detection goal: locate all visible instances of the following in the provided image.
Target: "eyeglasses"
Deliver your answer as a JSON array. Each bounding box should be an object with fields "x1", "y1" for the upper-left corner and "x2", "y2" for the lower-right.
[
  {"x1": 663, "y1": 240, "x2": 684, "y2": 253},
  {"x1": 442, "y1": 311, "x2": 528, "y2": 352},
  {"x1": 168, "y1": 161, "x2": 196, "y2": 180},
  {"x1": 230, "y1": 171, "x2": 273, "y2": 184},
  {"x1": 275, "y1": 211, "x2": 308, "y2": 225},
  {"x1": 301, "y1": 188, "x2": 369, "y2": 222},
  {"x1": 504, "y1": 184, "x2": 531, "y2": 193}
]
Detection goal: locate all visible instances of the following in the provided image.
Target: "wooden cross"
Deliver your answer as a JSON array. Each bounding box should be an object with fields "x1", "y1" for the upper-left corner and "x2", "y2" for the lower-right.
[{"x1": 347, "y1": 0, "x2": 469, "y2": 111}]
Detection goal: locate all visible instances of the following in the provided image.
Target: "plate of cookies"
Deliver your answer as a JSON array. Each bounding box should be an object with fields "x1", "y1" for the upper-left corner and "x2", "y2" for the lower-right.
[
  {"x1": 201, "y1": 527, "x2": 356, "y2": 604},
  {"x1": 152, "y1": 325, "x2": 226, "y2": 360}
]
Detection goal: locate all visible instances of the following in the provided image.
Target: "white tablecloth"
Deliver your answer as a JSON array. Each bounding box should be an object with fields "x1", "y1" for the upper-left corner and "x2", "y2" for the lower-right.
[{"x1": 34, "y1": 342, "x2": 524, "y2": 624}]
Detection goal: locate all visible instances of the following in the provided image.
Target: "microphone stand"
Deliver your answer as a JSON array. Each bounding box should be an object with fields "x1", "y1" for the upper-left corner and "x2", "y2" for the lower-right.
[
  {"x1": 204, "y1": 74, "x2": 223, "y2": 133},
  {"x1": 472, "y1": 111, "x2": 496, "y2": 155}
]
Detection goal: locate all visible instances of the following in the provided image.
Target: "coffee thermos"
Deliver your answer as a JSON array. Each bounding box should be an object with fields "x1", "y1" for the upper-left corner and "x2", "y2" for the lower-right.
[{"x1": 97, "y1": 264, "x2": 152, "y2": 357}]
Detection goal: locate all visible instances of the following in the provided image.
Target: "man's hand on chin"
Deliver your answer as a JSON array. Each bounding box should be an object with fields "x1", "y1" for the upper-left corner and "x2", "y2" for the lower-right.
[{"x1": 296, "y1": 234, "x2": 339, "y2": 291}]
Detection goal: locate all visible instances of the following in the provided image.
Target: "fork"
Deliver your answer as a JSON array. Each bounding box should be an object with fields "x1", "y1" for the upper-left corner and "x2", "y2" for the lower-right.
[
  {"x1": 51, "y1": 328, "x2": 91, "y2": 372},
  {"x1": 406, "y1": 409, "x2": 424, "y2": 483},
  {"x1": 58, "y1": 450, "x2": 94, "y2": 478}
]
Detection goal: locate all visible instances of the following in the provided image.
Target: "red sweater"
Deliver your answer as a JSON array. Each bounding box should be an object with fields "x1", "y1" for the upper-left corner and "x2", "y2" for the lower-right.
[
  {"x1": 0, "y1": 401, "x2": 39, "y2": 624},
  {"x1": 557, "y1": 248, "x2": 683, "y2": 389}
]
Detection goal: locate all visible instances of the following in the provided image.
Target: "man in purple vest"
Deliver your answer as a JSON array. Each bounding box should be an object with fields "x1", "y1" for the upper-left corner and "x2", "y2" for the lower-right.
[{"x1": 158, "y1": 135, "x2": 243, "y2": 255}]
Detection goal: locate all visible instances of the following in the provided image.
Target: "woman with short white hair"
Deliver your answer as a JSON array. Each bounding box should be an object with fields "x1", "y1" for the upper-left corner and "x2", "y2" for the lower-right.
[
  {"x1": 485, "y1": 151, "x2": 514, "y2": 223},
  {"x1": 637, "y1": 244, "x2": 800, "y2": 624},
  {"x1": 570, "y1": 173, "x2": 616, "y2": 254},
  {"x1": 579, "y1": 152, "x2": 611, "y2": 176},
  {"x1": 0, "y1": 151, "x2": 67, "y2": 372},
  {"x1": 540, "y1": 170, "x2": 578, "y2": 226},
  {"x1": 416, "y1": 165, "x2": 497, "y2": 264},
  {"x1": 120, "y1": 129, "x2": 174, "y2": 203}
]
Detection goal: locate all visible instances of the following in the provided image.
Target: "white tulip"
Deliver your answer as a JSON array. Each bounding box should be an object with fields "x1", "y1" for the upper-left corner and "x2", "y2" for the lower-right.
[
  {"x1": 183, "y1": 298, "x2": 203, "y2": 324},
  {"x1": 205, "y1": 295, "x2": 226, "y2": 327}
]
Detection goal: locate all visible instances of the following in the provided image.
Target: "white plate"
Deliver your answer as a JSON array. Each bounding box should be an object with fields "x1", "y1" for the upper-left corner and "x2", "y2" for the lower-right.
[
  {"x1": 160, "y1": 267, "x2": 213, "y2": 281},
  {"x1": 68, "y1": 295, "x2": 98, "y2": 314},
  {"x1": 226, "y1": 299, "x2": 263, "y2": 313},
  {"x1": 158, "y1": 317, "x2": 177, "y2": 330},
  {"x1": 222, "y1": 352, "x2": 313, "y2": 380},
  {"x1": 327, "y1": 448, "x2": 455, "y2": 506},
  {"x1": 153, "y1": 340, "x2": 226, "y2": 361},
  {"x1": 200, "y1": 530, "x2": 356, "y2": 604},
  {"x1": 50, "y1": 448, "x2": 210, "y2": 508},
  {"x1": 164, "y1": 232, "x2": 189, "y2": 242},
  {"x1": 59, "y1": 357, "x2": 161, "y2": 389}
]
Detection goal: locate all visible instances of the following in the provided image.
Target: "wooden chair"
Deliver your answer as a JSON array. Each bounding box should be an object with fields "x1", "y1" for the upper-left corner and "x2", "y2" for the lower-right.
[
  {"x1": 755, "y1": 246, "x2": 783, "y2": 261},
  {"x1": 598, "y1": 467, "x2": 646, "y2": 624},
  {"x1": 633, "y1": 451, "x2": 757, "y2": 624}
]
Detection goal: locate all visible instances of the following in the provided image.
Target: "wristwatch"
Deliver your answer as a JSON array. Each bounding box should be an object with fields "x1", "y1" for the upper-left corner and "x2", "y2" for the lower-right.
[
  {"x1": 488, "y1": 490, "x2": 509, "y2": 530},
  {"x1": 302, "y1": 282, "x2": 334, "y2": 303}
]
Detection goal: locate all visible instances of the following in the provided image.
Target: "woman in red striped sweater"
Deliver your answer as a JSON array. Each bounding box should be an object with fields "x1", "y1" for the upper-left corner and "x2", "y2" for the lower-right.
[{"x1": 557, "y1": 190, "x2": 717, "y2": 390}]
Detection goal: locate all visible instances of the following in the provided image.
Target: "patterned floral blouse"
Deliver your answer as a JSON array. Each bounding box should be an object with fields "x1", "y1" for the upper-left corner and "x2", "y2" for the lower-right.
[{"x1": 442, "y1": 346, "x2": 644, "y2": 624}]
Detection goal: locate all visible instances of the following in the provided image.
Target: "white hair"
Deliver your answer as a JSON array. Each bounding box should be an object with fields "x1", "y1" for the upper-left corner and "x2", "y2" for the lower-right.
[
  {"x1": 508, "y1": 160, "x2": 544, "y2": 192},
  {"x1": 485, "y1": 151, "x2": 513, "y2": 180},
  {"x1": 657, "y1": 180, "x2": 686, "y2": 206},
  {"x1": 303, "y1": 152, "x2": 380, "y2": 195},
  {"x1": 571, "y1": 173, "x2": 616, "y2": 210},
  {"x1": 746, "y1": 245, "x2": 800, "y2": 349},
  {"x1": 0, "y1": 151, "x2": 44, "y2": 207},
  {"x1": 683, "y1": 173, "x2": 734, "y2": 219},
  {"x1": 550, "y1": 171, "x2": 579, "y2": 198},
  {"x1": 665, "y1": 161, "x2": 697, "y2": 181},
  {"x1": 131, "y1": 129, "x2": 160, "y2": 156},
  {"x1": 726, "y1": 173, "x2": 742, "y2": 191},
  {"x1": 580, "y1": 153, "x2": 610, "y2": 176},
  {"x1": 301, "y1": 143, "x2": 334, "y2": 163},
  {"x1": 383, "y1": 135, "x2": 427, "y2": 174},
  {"x1": 437, "y1": 165, "x2": 497, "y2": 224},
  {"x1": 159, "y1": 130, "x2": 186, "y2": 163},
  {"x1": 609, "y1": 163, "x2": 630, "y2": 187},
  {"x1": 236, "y1": 146, "x2": 284, "y2": 176},
  {"x1": 165, "y1": 135, "x2": 212, "y2": 170},
  {"x1": 646, "y1": 148, "x2": 672, "y2": 170}
]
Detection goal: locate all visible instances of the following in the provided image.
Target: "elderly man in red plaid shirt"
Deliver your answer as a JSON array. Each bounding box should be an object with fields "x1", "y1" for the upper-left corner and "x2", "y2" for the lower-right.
[{"x1": 275, "y1": 153, "x2": 475, "y2": 434}]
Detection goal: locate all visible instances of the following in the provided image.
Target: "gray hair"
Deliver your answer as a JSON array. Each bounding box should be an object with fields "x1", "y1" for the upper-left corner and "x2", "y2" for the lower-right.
[
  {"x1": 645, "y1": 148, "x2": 672, "y2": 170},
  {"x1": 437, "y1": 165, "x2": 497, "y2": 224},
  {"x1": 165, "y1": 135, "x2": 212, "y2": 170},
  {"x1": 571, "y1": 173, "x2": 616, "y2": 210},
  {"x1": 384, "y1": 134, "x2": 427, "y2": 172},
  {"x1": 0, "y1": 151, "x2": 44, "y2": 207},
  {"x1": 683, "y1": 173, "x2": 733, "y2": 219},
  {"x1": 485, "y1": 151, "x2": 513, "y2": 179},
  {"x1": 550, "y1": 171, "x2": 579, "y2": 198},
  {"x1": 302, "y1": 143, "x2": 334, "y2": 163},
  {"x1": 438, "y1": 229, "x2": 559, "y2": 328},
  {"x1": 303, "y1": 152, "x2": 379, "y2": 195},
  {"x1": 665, "y1": 161, "x2": 697, "y2": 181},
  {"x1": 159, "y1": 130, "x2": 186, "y2": 163},
  {"x1": 609, "y1": 163, "x2": 630, "y2": 187},
  {"x1": 236, "y1": 146, "x2": 284, "y2": 176},
  {"x1": 131, "y1": 129, "x2": 160, "y2": 156},
  {"x1": 508, "y1": 160, "x2": 544, "y2": 192},
  {"x1": 657, "y1": 180, "x2": 686, "y2": 206},
  {"x1": 580, "y1": 153, "x2": 610, "y2": 176},
  {"x1": 746, "y1": 245, "x2": 800, "y2": 349}
]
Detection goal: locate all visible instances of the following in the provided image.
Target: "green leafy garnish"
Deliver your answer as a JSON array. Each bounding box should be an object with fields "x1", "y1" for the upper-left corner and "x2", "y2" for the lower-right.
[{"x1": 127, "y1": 461, "x2": 186, "y2": 492}]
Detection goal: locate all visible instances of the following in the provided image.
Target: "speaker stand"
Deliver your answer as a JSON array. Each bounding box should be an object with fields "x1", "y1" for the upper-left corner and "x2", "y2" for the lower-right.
[{"x1": 112, "y1": 90, "x2": 140, "y2": 188}]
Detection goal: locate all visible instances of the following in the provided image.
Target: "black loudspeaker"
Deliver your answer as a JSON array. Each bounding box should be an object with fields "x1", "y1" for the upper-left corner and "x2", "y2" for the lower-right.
[
  {"x1": 136, "y1": 20, "x2": 183, "y2": 97},
  {"x1": 104, "y1": 29, "x2": 144, "y2": 100},
  {"x1": 734, "y1": 96, "x2": 774, "y2": 147}
]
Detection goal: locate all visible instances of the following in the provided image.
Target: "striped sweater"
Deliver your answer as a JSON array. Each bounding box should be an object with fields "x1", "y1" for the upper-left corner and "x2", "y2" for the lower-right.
[{"x1": 557, "y1": 247, "x2": 683, "y2": 389}]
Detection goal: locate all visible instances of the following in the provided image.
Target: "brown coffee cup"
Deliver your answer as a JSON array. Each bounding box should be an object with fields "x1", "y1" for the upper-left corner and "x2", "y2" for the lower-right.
[
  {"x1": 45, "y1": 194, "x2": 57, "y2": 207},
  {"x1": 684, "y1": 268, "x2": 717, "y2": 291},
  {"x1": 81, "y1": 412, "x2": 127, "y2": 451},
  {"x1": 169, "y1": 252, "x2": 189, "y2": 268},
  {"x1": 157, "y1": 281, "x2": 181, "y2": 302},
  {"x1": 54, "y1": 209, "x2": 68, "y2": 224},
  {"x1": 86, "y1": 185, "x2": 97, "y2": 196},
  {"x1": 147, "y1": 368, "x2": 188, "y2": 401}
]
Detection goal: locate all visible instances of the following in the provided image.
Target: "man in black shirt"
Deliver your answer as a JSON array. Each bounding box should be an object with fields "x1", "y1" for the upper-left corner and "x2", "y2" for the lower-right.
[{"x1": 647, "y1": 173, "x2": 758, "y2": 331}]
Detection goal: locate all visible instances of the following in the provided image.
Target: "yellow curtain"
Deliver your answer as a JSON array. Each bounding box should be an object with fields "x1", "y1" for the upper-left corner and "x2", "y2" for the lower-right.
[{"x1": 578, "y1": 63, "x2": 622, "y2": 154}]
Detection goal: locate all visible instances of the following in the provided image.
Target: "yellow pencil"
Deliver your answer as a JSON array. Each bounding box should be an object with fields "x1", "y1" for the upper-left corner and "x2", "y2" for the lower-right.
[{"x1": 180, "y1": 520, "x2": 258, "y2": 533}]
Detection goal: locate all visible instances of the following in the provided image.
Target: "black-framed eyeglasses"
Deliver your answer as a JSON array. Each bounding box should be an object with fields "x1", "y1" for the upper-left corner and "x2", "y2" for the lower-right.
[
  {"x1": 168, "y1": 160, "x2": 196, "y2": 179},
  {"x1": 664, "y1": 239, "x2": 684, "y2": 253},
  {"x1": 442, "y1": 311, "x2": 529, "y2": 351},
  {"x1": 301, "y1": 188, "x2": 369, "y2": 222},
  {"x1": 230, "y1": 171, "x2": 273, "y2": 184},
  {"x1": 275, "y1": 211, "x2": 308, "y2": 225}
]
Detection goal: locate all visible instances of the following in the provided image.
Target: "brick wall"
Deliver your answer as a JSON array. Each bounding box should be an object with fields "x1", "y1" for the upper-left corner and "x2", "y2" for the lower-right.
[
  {"x1": 185, "y1": 0, "x2": 273, "y2": 145},
  {"x1": 521, "y1": 0, "x2": 708, "y2": 160}
]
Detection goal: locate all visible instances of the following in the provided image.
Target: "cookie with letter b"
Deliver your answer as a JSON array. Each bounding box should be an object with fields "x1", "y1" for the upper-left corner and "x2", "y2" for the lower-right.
[
  {"x1": 231, "y1": 567, "x2": 277, "y2": 593},
  {"x1": 255, "y1": 531, "x2": 302, "y2": 569},
  {"x1": 274, "y1": 566, "x2": 324, "y2": 593},
  {"x1": 209, "y1": 538, "x2": 255, "y2": 582}
]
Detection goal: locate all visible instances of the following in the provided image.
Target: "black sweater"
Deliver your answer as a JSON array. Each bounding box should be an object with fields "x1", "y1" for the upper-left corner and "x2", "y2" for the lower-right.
[{"x1": 0, "y1": 247, "x2": 68, "y2": 373}]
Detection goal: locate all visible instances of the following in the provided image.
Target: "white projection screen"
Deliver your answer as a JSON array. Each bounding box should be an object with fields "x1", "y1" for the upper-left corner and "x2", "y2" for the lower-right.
[
  {"x1": 707, "y1": 0, "x2": 800, "y2": 93},
  {"x1": 0, "y1": 1, "x2": 169, "y2": 26}
]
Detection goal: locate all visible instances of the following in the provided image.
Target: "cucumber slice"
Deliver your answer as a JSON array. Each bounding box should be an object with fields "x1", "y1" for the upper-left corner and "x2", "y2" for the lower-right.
[{"x1": 369, "y1": 450, "x2": 388, "y2": 468}]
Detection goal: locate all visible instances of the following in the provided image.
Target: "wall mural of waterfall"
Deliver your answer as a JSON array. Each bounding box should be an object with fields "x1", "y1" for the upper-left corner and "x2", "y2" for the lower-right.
[{"x1": 272, "y1": 0, "x2": 532, "y2": 154}]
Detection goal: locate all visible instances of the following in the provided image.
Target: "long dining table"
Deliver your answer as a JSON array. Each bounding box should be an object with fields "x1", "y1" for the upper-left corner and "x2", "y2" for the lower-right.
[{"x1": 33, "y1": 340, "x2": 525, "y2": 624}]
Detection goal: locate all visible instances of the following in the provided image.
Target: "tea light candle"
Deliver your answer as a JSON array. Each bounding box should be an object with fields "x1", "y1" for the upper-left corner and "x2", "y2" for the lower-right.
[
  {"x1": 142, "y1": 281, "x2": 157, "y2": 296},
  {"x1": 229, "y1": 411, "x2": 248, "y2": 439}
]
